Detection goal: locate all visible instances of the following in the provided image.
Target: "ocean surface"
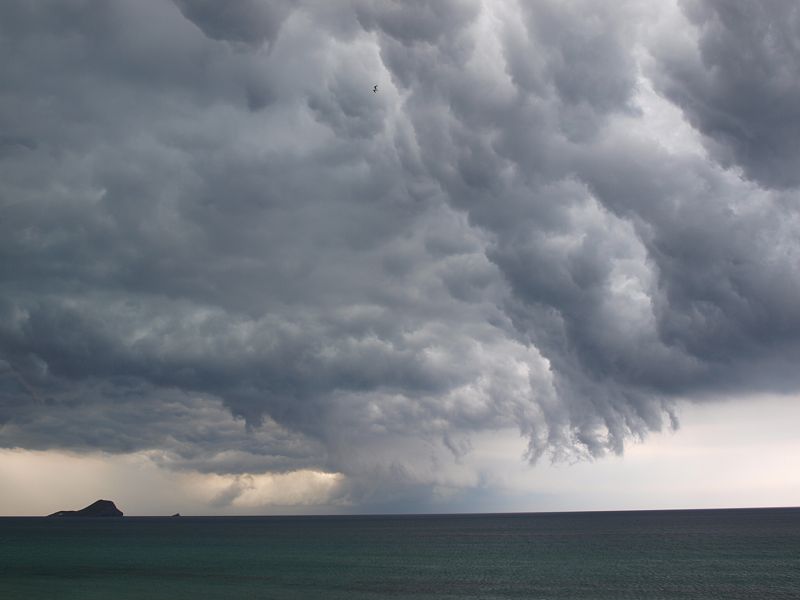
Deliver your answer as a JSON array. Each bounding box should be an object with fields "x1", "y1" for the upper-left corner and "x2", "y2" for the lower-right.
[{"x1": 1, "y1": 508, "x2": 798, "y2": 599}]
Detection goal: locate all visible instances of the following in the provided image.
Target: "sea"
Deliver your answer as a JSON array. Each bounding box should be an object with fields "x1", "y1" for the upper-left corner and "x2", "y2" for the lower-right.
[{"x1": 1, "y1": 508, "x2": 798, "y2": 599}]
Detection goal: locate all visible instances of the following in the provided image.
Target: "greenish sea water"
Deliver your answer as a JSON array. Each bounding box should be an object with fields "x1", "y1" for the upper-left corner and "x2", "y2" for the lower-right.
[{"x1": 1, "y1": 508, "x2": 798, "y2": 599}]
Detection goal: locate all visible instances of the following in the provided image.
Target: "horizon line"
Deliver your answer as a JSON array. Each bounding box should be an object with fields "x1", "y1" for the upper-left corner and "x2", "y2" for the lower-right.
[{"x1": 5, "y1": 504, "x2": 799, "y2": 519}]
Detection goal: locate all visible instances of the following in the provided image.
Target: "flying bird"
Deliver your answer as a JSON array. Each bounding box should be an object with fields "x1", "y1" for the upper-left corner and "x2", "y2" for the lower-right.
[{"x1": 373, "y1": 85, "x2": 378, "y2": 93}]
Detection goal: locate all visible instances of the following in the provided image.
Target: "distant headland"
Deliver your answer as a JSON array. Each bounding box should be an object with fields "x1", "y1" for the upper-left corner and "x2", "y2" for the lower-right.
[{"x1": 48, "y1": 499, "x2": 123, "y2": 517}]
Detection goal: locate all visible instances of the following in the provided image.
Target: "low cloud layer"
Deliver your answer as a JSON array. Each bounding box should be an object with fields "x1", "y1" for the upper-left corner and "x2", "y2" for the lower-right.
[{"x1": 2, "y1": 0, "x2": 799, "y2": 510}]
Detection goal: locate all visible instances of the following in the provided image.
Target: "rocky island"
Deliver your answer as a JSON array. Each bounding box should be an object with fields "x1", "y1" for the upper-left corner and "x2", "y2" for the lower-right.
[{"x1": 48, "y1": 499, "x2": 123, "y2": 517}]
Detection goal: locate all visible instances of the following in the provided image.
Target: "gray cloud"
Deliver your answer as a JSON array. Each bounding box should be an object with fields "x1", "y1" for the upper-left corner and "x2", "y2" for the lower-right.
[
  {"x1": 171, "y1": 0, "x2": 292, "y2": 47},
  {"x1": 653, "y1": 0, "x2": 800, "y2": 188},
  {"x1": 1, "y1": 0, "x2": 799, "y2": 510}
]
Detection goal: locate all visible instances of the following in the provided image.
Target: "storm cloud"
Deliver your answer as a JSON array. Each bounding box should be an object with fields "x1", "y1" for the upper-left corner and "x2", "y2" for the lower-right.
[
  {"x1": 1, "y1": 0, "x2": 799, "y2": 510},
  {"x1": 653, "y1": 0, "x2": 800, "y2": 188}
]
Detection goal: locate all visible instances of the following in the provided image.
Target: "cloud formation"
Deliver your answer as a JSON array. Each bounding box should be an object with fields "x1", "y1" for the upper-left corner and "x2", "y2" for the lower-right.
[
  {"x1": 172, "y1": 0, "x2": 292, "y2": 47},
  {"x1": 1, "y1": 0, "x2": 799, "y2": 510},
  {"x1": 653, "y1": 0, "x2": 800, "y2": 187}
]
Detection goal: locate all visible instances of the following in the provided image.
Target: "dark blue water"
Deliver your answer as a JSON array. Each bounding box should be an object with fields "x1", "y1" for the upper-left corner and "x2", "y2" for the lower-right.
[{"x1": 1, "y1": 508, "x2": 798, "y2": 599}]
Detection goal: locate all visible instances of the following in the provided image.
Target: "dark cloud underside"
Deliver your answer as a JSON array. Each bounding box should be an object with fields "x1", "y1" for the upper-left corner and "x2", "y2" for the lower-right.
[{"x1": 1, "y1": 0, "x2": 799, "y2": 509}]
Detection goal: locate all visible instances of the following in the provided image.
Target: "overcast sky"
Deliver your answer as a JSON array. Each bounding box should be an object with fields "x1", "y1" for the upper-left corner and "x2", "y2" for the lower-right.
[{"x1": 2, "y1": 0, "x2": 800, "y2": 515}]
